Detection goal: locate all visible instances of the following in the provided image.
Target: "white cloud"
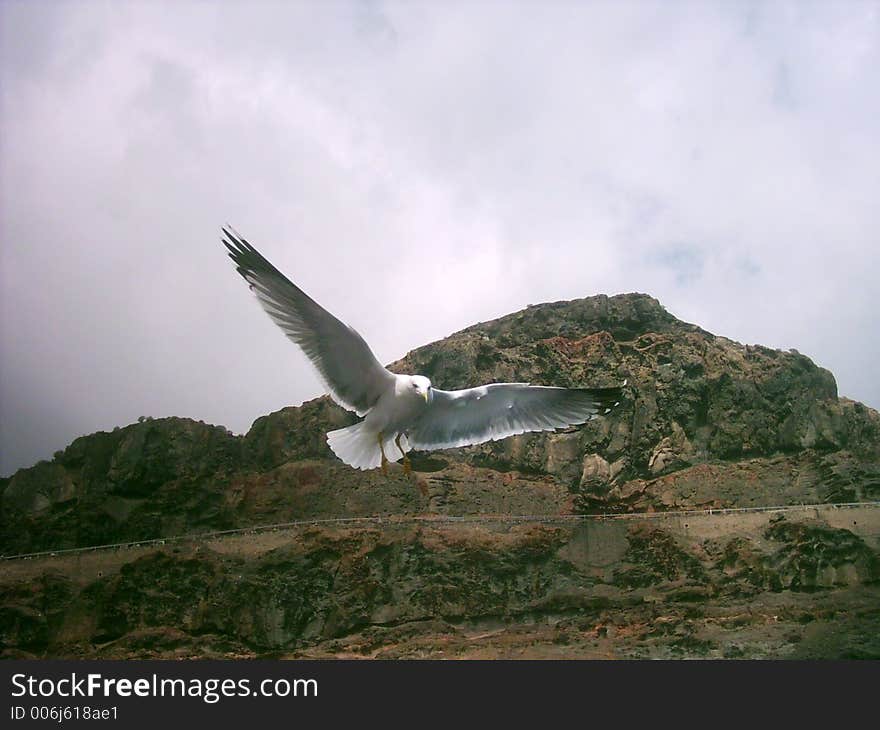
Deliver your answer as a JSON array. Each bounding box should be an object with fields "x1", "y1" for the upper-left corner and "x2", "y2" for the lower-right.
[{"x1": 1, "y1": 0, "x2": 878, "y2": 475}]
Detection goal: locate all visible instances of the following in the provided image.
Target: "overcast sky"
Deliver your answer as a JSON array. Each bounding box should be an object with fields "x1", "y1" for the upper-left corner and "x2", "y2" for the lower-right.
[{"x1": 1, "y1": 0, "x2": 878, "y2": 477}]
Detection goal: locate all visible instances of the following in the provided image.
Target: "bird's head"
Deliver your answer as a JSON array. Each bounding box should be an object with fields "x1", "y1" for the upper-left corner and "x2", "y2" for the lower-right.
[{"x1": 410, "y1": 375, "x2": 433, "y2": 404}]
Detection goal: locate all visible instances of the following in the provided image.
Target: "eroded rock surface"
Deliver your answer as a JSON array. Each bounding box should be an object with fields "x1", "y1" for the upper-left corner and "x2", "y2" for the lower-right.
[
  {"x1": 2, "y1": 508, "x2": 877, "y2": 659},
  {"x1": 2, "y1": 293, "x2": 878, "y2": 658}
]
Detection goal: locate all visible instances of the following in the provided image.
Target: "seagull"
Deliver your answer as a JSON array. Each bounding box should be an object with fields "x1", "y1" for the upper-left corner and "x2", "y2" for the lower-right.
[{"x1": 222, "y1": 228, "x2": 625, "y2": 475}]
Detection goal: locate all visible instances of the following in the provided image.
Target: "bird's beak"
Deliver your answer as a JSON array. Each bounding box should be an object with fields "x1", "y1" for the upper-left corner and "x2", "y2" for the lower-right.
[{"x1": 423, "y1": 391, "x2": 429, "y2": 403}]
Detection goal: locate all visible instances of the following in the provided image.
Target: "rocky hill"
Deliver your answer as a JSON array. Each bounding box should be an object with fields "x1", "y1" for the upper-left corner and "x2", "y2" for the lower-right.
[{"x1": 2, "y1": 293, "x2": 879, "y2": 658}]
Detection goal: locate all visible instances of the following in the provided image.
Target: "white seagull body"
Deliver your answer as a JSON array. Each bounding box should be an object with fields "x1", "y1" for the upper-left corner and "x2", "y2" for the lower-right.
[{"x1": 223, "y1": 229, "x2": 624, "y2": 474}]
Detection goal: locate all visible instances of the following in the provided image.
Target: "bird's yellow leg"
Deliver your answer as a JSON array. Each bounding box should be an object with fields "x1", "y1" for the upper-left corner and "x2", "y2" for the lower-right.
[
  {"x1": 395, "y1": 433, "x2": 412, "y2": 476},
  {"x1": 378, "y1": 432, "x2": 389, "y2": 476}
]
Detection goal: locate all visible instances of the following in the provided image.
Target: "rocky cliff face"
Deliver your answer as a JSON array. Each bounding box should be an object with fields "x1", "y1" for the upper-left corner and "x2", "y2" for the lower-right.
[
  {"x1": 3, "y1": 508, "x2": 878, "y2": 659},
  {"x1": 2, "y1": 293, "x2": 878, "y2": 658},
  {"x1": 3, "y1": 293, "x2": 877, "y2": 553}
]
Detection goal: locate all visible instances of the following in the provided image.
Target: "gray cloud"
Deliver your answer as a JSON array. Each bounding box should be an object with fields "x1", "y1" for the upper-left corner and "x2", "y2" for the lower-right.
[{"x1": 2, "y1": 0, "x2": 878, "y2": 476}]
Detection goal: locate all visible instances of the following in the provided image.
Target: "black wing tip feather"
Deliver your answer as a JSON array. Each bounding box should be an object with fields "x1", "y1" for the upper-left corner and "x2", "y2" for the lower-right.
[
  {"x1": 221, "y1": 225, "x2": 275, "y2": 282},
  {"x1": 221, "y1": 226, "x2": 248, "y2": 266},
  {"x1": 221, "y1": 226, "x2": 246, "y2": 256},
  {"x1": 573, "y1": 378, "x2": 628, "y2": 414},
  {"x1": 220, "y1": 224, "x2": 325, "y2": 317}
]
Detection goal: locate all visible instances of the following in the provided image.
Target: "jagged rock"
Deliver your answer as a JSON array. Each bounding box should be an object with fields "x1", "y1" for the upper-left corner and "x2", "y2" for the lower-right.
[
  {"x1": 3, "y1": 462, "x2": 76, "y2": 514},
  {"x1": 4, "y1": 292, "x2": 880, "y2": 660},
  {"x1": 613, "y1": 525, "x2": 706, "y2": 588},
  {"x1": 389, "y1": 293, "x2": 878, "y2": 491},
  {"x1": 581, "y1": 452, "x2": 610, "y2": 480},
  {"x1": 545, "y1": 433, "x2": 581, "y2": 477},
  {"x1": 648, "y1": 439, "x2": 675, "y2": 476},
  {"x1": 242, "y1": 398, "x2": 354, "y2": 469},
  {"x1": 648, "y1": 422, "x2": 695, "y2": 476},
  {"x1": 1, "y1": 418, "x2": 242, "y2": 553},
  {"x1": 4, "y1": 507, "x2": 876, "y2": 658},
  {"x1": 1, "y1": 292, "x2": 878, "y2": 577},
  {"x1": 763, "y1": 521, "x2": 880, "y2": 591}
]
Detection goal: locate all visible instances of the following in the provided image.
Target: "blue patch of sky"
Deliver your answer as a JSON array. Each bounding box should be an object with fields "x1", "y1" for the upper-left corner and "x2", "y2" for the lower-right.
[{"x1": 650, "y1": 245, "x2": 705, "y2": 286}]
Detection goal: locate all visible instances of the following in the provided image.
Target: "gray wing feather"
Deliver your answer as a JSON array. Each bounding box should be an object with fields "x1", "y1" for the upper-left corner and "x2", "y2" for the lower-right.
[
  {"x1": 407, "y1": 383, "x2": 624, "y2": 450},
  {"x1": 223, "y1": 227, "x2": 394, "y2": 416}
]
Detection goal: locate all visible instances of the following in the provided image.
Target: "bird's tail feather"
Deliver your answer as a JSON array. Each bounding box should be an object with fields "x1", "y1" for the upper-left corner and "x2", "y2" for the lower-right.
[{"x1": 326, "y1": 423, "x2": 410, "y2": 471}]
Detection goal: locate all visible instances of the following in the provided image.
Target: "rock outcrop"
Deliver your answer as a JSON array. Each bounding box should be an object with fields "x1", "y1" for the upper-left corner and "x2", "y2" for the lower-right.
[
  {"x1": 3, "y1": 293, "x2": 877, "y2": 554},
  {"x1": 2, "y1": 293, "x2": 878, "y2": 658},
  {"x1": 2, "y1": 507, "x2": 878, "y2": 659}
]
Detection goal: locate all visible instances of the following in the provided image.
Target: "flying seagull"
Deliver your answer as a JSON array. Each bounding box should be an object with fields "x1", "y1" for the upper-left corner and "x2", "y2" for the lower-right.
[{"x1": 222, "y1": 228, "x2": 625, "y2": 475}]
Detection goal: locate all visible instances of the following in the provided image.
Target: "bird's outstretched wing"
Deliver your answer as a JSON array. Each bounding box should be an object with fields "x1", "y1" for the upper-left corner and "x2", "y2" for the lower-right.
[
  {"x1": 407, "y1": 382, "x2": 624, "y2": 450},
  {"x1": 222, "y1": 227, "x2": 394, "y2": 416}
]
